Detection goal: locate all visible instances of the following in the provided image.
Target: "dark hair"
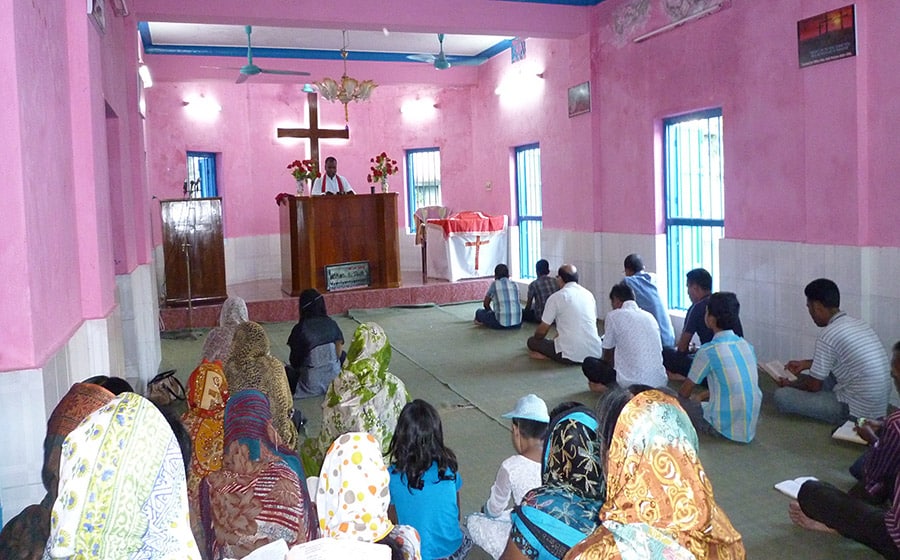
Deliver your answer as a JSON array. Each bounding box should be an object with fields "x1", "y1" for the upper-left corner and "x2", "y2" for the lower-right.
[
  {"x1": 387, "y1": 399, "x2": 457, "y2": 491},
  {"x1": 595, "y1": 388, "x2": 633, "y2": 455},
  {"x1": 609, "y1": 282, "x2": 635, "y2": 303},
  {"x1": 686, "y1": 268, "x2": 712, "y2": 291},
  {"x1": 707, "y1": 292, "x2": 741, "y2": 331},
  {"x1": 325, "y1": 156, "x2": 337, "y2": 165},
  {"x1": 376, "y1": 535, "x2": 406, "y2": 560},
  {"x1": 549, "y1": 400, "x2": 584, "y2": 419},
  {"x1": 893, "y1": 341, "x2": 900, "y2": 354},
  {"x1": 536, "y1": 259, "x2": 550, "y2": 276},
  {"x1": 623, "y1": 253, "x2": 644, "y2": 273},
  {"x1": 299, "y1": 288, "x2": 327, "y2": 318},
  {"x1": 804, "y1": 278, "x2": 840, "y2": 309},
  {"x1": 512, "y1": 417, "x2": 548, "y2": 440},
  {"x1": 494, "y1": 263, "x2": 510, "y2": 279},
  {"x1": 152, "y1": 401, "x2": 193, "y2": 476},
  {"x1": 558, "y1": 266, "x2": 578, "y2": 284},
  {"x1": 81, "y1": 375, "x2": 134, "y2": 395}
]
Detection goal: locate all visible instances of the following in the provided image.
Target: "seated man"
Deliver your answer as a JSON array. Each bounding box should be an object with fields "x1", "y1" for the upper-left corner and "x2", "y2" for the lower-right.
[
  {"x1": 526, "y1": 264, "x2": 602, "y2": 364},
  {"x1": 621, "y1": 253, "x2": 675, "y2": 347},
  {"x1": 582, "y1": 282, "x2": 667, "y2": 393},
  {"x1": 663, "y1": 268, "x2": 743, "y2": 378},
  {"x1": 774, "y1": 278, "x2": 890, "y2": 424},
  {"x1": 475, "y1": 264, "x2": 522, "y2": 329},
  {"x1": 788, "y1": 341, "x2": 900, "y2": 559},
  {"x1": 677, "y1": 292, "x2": 761, "y2": 443},
  {"x1": 523, "y1": 259, "x2": 559, "y2": 324}
]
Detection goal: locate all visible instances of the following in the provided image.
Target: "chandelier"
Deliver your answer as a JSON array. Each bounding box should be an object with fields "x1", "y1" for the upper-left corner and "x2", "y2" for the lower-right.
[{"x1": 315, "y1": 30, "x2": 378, "y2": 124}]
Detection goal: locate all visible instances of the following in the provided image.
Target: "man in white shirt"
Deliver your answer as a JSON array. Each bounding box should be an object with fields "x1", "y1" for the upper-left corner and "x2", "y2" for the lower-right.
[
  {"x1": 526, "y1": 264, "x2": 602, "y2": 364},
  {"x1": 582, "y1": 282, "x2": 667, "y2": 392},
  {"x1": 311, "y1": 156, "x2": 355, "y2": 195}
]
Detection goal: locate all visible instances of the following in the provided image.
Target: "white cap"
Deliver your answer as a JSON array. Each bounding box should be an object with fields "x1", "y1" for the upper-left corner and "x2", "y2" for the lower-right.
[{"x1": 501, "y1": 394, "x2": 550, "y2": 423}]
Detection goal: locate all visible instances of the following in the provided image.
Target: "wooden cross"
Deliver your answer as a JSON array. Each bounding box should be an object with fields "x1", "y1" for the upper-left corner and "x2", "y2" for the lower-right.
[
  {"x1": 276, "y1": 92, "x2": 349, "y2": 171},
  {"x1": 465, "y1": 235, "x2": 491, "y2": 272}
]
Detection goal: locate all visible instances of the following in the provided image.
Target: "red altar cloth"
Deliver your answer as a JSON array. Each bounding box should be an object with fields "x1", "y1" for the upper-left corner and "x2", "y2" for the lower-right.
[{"x1": 429, "y1": 211, "x2": 507, "y2": 238}]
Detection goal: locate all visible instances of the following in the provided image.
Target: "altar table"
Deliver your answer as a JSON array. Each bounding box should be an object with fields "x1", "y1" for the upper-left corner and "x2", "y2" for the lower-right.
[{"x1": 425, "y1": 211, "x2": 509, "y2": 281}]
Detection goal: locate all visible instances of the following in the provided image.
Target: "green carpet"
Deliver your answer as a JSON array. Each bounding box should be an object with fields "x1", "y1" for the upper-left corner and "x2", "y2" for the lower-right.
[{"x1": 161, "y1": 302, "x2": 876, "y2": 559}]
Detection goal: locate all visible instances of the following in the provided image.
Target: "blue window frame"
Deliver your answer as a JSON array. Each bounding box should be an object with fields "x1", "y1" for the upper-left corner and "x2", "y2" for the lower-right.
[
  {"x1": 664, "y1": 109, "x2": 724, "y2": 310},
  {"x1": 187, "y1": 151, "x2": 218, "y2": 198},
  {"x1": 515, "y1": 144, "x2": 542, "y2": 280},
  {"x1": 405, "y1": 148, "x2": 442, "y2": 233}
]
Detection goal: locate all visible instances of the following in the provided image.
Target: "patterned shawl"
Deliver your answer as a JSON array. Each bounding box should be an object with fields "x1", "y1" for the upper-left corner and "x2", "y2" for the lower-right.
[
  {"x1": 181, "y1": 360, "x2": 229, "y2": 555},
  {"x1": 510, "y1": 407, "x2": 605, "y2": 559},
  {"x1": 44, "y1": 392, "x2": 199, "y2": 559},
  {"x1": 201, "y1": 390, "x2": 315, "y2": 559},
  {"x1": 0, "y1": 383, "x2": 115, "y2": 560},
  {"x1": 301, "y1": 323, "x2": 410, "y2": 476},
  {"x1": 201, "y1": 296, "x2": 249, "y2": 363},
  {"x1": 566, "y1": 390, "x2": 744, "y2": 560},
  {"x1": 225, "y1": 321, "x2": 298, "y2": 451}
]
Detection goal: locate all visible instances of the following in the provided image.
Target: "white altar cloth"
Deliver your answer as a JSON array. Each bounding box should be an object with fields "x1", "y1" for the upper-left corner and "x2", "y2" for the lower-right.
[{"x1": 425, "y1": 212, "x2": 509, "y2": 281}]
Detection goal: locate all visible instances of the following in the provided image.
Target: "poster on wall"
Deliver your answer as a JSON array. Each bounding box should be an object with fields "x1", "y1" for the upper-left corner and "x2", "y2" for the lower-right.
[
  {"x1": 567, "y1": 81, "x2": 591, "y2": 118},
  {"x1": 797, "y1": 5, "x2": 856, "y2": 68}
]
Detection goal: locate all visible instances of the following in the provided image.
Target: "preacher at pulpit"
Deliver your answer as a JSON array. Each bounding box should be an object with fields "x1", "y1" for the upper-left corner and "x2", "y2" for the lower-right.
[{"x1": 311, "y1": 156, "x2": 355, "y2": 195}]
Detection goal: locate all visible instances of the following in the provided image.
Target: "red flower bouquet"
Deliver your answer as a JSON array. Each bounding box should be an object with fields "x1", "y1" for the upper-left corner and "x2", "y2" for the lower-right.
[{"x1": 367, "y1": 152, "x2": 399, "y2": 184}]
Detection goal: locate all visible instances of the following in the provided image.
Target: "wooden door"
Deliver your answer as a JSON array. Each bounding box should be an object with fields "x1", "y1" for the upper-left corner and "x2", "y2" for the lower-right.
[{"x1": 160, "y1": 198, "x2": 226, "y2": 306}]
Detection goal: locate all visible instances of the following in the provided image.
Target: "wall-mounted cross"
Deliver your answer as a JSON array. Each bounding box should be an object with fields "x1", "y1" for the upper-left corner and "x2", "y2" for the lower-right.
[{"x1": 277, "y1": 92, "x2": 349, "y2": 171}]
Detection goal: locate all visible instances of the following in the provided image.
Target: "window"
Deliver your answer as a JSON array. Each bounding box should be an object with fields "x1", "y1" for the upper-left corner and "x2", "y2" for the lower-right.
[
  {"x1": 186, "y1": 151, "x2": 218, "y2": 198},
  {"x1": 405, "y1": 148, "x2": 441, "y2": 233},
  {"x1": 515, "y1": 144, "x2": 542, "y2": 280},
  {"x1": 664, "y1": 109, "x2": 724, "y2": 310}
]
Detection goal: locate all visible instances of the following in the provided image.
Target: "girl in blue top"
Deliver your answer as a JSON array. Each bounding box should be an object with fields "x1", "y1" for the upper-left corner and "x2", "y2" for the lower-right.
[{"x1": 388, "y1": 399, "x2": 473, "y2": 560}]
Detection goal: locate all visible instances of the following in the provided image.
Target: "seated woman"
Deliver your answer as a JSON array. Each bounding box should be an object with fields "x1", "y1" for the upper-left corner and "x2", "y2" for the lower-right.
[
  {"x1": 317, "y1": 432, "x2": 422, "y2": 560},
  {"x1": 202, "y1": 295, "x2": 249, "y2": 363},
  {"x1": 0, "y1": 382, "x2": 115, "y2": 560},
  {"x1": 301, "y1": 322, "x2": 410, "y2": 476},
  {"x1": 226, "y1": 321, "x2": 298, "y2": 451},
  {"x1": 44, "y1": 392, "x2": 200, "y2": 558},
  {"x1": 181, "y1": 360, "x2": 230, "y2": 554},
  {"x1": 201, "y1": 390, "x2": 316, "y2": 559},
  {"x1": 566, "y1": 389, "x2": 744, "y2": 560},
  {"x1": 287, "y1": 288, "x2": 345, "y2": 398},
  {"x1": 500, "y1": 404, "x2": 606, "y2": 560}
]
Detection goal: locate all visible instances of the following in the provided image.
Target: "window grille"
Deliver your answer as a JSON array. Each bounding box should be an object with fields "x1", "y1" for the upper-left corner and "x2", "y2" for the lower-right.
[{"x1": 515, "y1": 144, "x2": 542, "y2": 279}]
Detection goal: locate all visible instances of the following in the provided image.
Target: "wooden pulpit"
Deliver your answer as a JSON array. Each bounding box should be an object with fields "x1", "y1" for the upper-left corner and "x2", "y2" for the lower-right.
[
  {"x1": 280, "y1": 193, "x2": 401, "y2": 295},
  {"x1": 160, "y1": 198, "x2": 227, "y2": 306}
]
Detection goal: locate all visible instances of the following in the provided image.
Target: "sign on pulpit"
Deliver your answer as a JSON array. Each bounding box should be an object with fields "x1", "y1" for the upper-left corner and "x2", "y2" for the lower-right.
[{"x1": 425, "y1": 212, "x2": 509, "y2": 281}]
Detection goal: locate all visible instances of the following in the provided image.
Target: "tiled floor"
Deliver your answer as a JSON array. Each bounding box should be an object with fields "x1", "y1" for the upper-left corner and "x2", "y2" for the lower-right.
[{"x1": 158, "y1": 271, "x2": 491, "y2": 330}]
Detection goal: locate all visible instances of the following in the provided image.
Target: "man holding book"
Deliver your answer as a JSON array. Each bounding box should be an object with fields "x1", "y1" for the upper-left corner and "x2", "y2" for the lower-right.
[{"x1": 773, "y1": 278, "x2": 890, "y2": 424}]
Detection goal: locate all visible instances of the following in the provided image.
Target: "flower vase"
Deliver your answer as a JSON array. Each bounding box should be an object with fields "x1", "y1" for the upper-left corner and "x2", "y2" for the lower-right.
[
  {"x1": 380, "y1": 179, "x2": 389, "y2": 193},
  {"x1": 296, "y1": 179, "x2": 307, "y2": 196}
]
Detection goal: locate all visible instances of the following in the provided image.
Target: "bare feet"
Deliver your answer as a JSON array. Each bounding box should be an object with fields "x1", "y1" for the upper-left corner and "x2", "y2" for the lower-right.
[
  {"x1": 788, "y1": 500, "x2": 837, "y2": 533},
  {"x1": 528, "y1": 350, "x2": 549, "y2": 361},
  {"x1": 588, "y1": 382, "x2": 609, "y2": 394}
]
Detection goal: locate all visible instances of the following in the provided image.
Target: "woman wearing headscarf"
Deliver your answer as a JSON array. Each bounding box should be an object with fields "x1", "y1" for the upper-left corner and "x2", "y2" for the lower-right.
[
  {"x1": 565, "y1": 390, "x2": 744, "y2": 560},
  {"x1": 44, "y1": 392, "x2": 200, "y2": 559},
  {"x1": 225, "y1": 321, "x2": 298, "y2": 451},
  {"x1": 286, "y1": 288, "x2": 345, "y2": 398},
  {"x1": 301, "y1": 322, "x2": 410, "y2": 476},
  {"x1": 202, "y1": 296, "x2": 249, "y2": 363},
  {"x1": 200, "y1": 390, "x2": 316, "y2": 559},
  {"x1": 317, "y1": 432, "x2": 421, "y2": 560},
  {"x1": 0, "y1": 383, "x2": 115, "y2": 560},
  {"x1": 181, "y1": 360, "x2": 230, "y2": 556},
  {"x1": 500, "y1": 405, "x2": 606, "y2": 560}
]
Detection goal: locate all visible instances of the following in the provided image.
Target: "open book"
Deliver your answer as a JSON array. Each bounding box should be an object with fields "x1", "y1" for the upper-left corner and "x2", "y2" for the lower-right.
[
  {"x1": 774, "y1": 476, "x2": 818, "y2": 499},
  {"x1": 287, "y1": 538, "x2": 391, "y2": 560},
  {"x1": 759, "y1": 360, "x2": 797, "y2": 383},
  {"x1": 832, "y1": 420, "x2": 867, "y2": 445}
]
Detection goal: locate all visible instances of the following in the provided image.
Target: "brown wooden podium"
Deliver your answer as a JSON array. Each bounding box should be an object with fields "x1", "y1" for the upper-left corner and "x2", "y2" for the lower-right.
[
  {"x1": 160, "y1": 198, "x2": 227, "y2": 306},
  {"x1": 280, "y1": 193, "x2": 401, "y2": 295}
]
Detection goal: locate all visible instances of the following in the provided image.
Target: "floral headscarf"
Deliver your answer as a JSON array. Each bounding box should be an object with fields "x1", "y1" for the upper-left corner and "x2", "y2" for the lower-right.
[
  {"x1": 566, "y1": 390, "x2": 743, "y2": 560},
  {"x1": 201, "y1": 296, "x2": 249, "y2": 363},
  {"x1": 45, "y1": 392, "x2": 199, "y2": 559},
  {"x1": 301, "y1": 323, "x2": 410, "y2": 475},
  {"x1": 509, "y1": 406, "x2": 605, "y2": 559},
  {"x1": 225, "y1": 321, "x2": 298, "y2": 451}
]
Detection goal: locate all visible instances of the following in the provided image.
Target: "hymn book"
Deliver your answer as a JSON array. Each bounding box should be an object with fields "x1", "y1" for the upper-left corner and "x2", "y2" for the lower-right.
[
  {"x1": 760, "y1": 360, "x2": 797, "y2": 383},
  {"x1": 832, "y1": 420, "x2": 867, "y2": 445},
  {"x1": 774, "y1": 476, "x2": 818, "y2": 499}
]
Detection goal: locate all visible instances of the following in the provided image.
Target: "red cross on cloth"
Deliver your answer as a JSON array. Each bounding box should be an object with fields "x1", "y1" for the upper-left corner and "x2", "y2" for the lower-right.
[{"x1": 464, "y1": 235, "x2": 491, "y2": 272}]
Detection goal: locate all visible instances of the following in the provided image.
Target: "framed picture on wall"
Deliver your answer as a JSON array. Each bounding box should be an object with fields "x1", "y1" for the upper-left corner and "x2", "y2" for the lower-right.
[
  {"x1": 568, "y1": 81, "x2": 591, "y2": 118},
  {"x1": 797, "y1": 5, "x2": 856, "y2": 68},
  {"x1": 88, "y1": 0, "x2": 106, "y2": 34}
]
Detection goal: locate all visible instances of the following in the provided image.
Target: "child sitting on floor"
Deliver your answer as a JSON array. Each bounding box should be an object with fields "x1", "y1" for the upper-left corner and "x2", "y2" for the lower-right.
[{"x1": 466, "y1": 394, "x2": 549, "y2": 559}]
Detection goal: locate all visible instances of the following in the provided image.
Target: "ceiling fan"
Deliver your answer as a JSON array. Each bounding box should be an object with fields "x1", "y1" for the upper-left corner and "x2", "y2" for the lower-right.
[
  {"x1": 407, "y1": 33, "x2": 484, "y2": 70},
  {"x1": 231, "y1": 25, "x2": 311, "y2": 83}
]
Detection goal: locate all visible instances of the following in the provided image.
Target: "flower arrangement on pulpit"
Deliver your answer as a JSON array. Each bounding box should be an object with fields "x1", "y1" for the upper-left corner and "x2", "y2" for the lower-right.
[
  {"x1": 367, "y1": 152, "x2": 399, "y2": 193},
  {"x1": 287, "y1": 159, "x2": 320, "y2": 196}
]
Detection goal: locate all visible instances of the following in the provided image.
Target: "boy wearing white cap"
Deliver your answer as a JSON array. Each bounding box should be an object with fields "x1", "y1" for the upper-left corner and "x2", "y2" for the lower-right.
[{"x1": 466, "y1": 394, "x2": 549, "y2": 559}]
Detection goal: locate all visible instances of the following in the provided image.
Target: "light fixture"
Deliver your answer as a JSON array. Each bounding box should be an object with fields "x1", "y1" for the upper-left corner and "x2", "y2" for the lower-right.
[
  {"x1": 315, "y1": 30, "x2": 377, "y2": 124},
  {"x1": 183, "y1": 94, "x2": 221, "y2": 121},
  {"x1": 138, "y1": 64, "x2": 153, "y2": 88},
  {"x1": 302, "y1": 83, "x2": 316, "y2": 93},
  {"x1": 400, "y1": 97, "x2": 438, "y2": 121},
  {"x1": 632, "y1": 1, "x2": 725, "y2": 43}
]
